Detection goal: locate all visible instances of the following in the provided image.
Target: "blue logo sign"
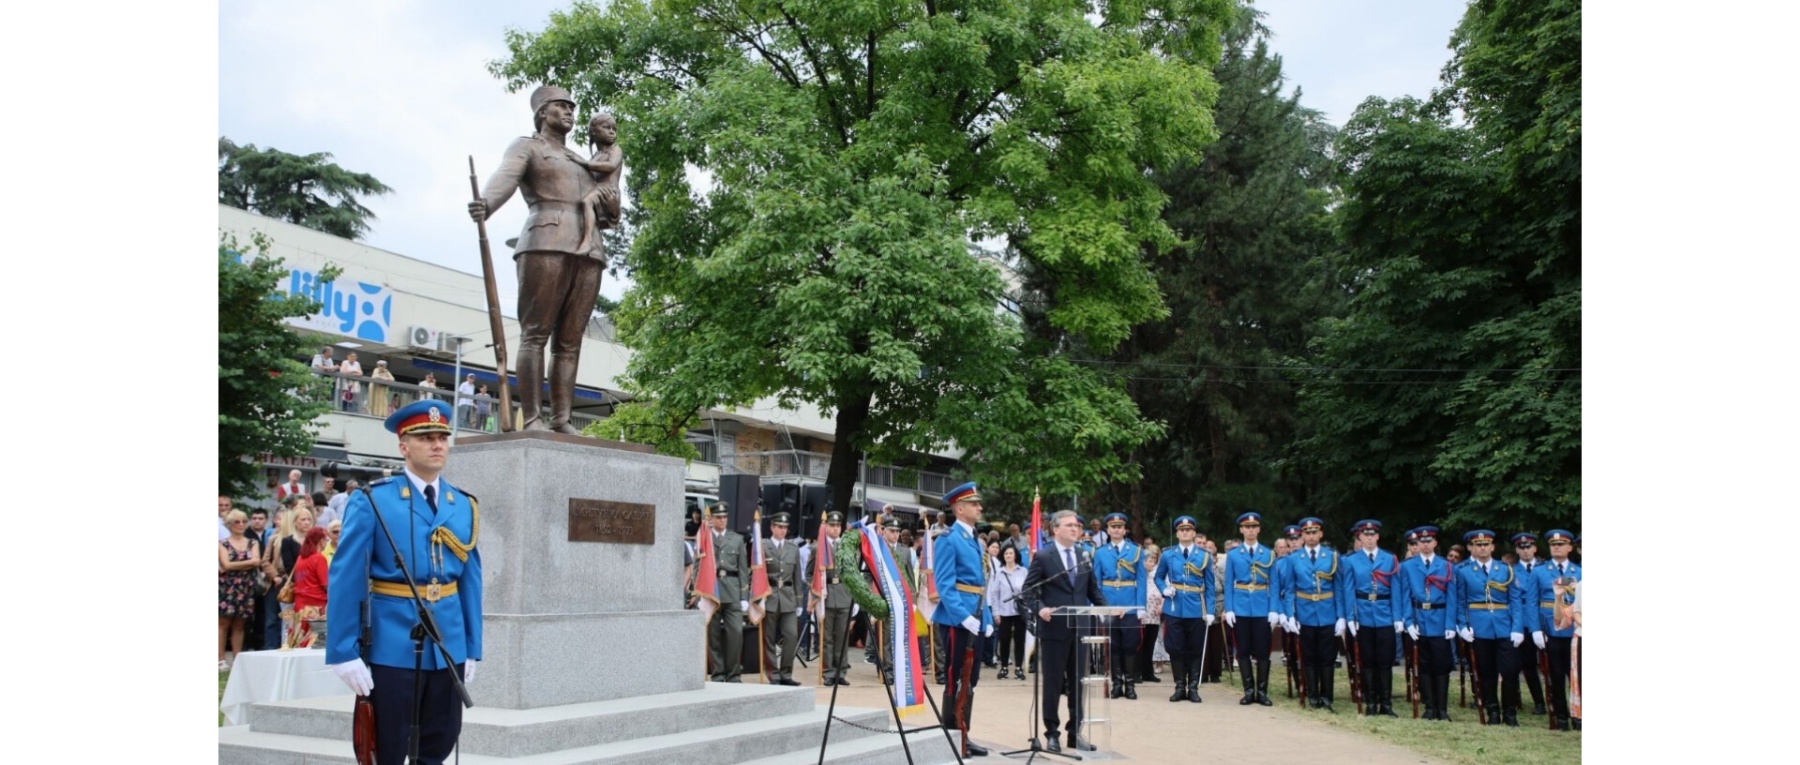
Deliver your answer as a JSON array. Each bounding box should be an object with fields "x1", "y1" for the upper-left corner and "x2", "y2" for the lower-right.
[{"x1": 285, "y1": 267, "x2": 393, "y2": 343}]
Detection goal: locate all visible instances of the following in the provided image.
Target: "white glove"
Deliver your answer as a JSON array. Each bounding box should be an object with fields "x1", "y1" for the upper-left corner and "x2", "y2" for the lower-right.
[
  {"x1": 1204, "y1": 613, "x2": 1215, "y2": 626},
  {"x1": 1394, "y1": 621, "x2": 1405, "y2": 633},
  {"x1": 1510, "y1": 631, "x2": 1524, "y2": 647},
  {"x1": 740, "y1": 600, "x2": 749, "y2": 611},
  {"x1": 1406, "y1": 624, "x2": 1419, "y2": 640},
  {"x1": 1267, "y1": 612, "x2": 1282, "y2": 628},
  {"x1": 1334, "y1": 617, "x2": 1347, "y2": 637},
  {"x1": 1348, "y1": 621, "x2": 1359, "y2": 637},
  {"x1": 1284, "y1": 616, "x2": 1300, "y2": 634},
  {"x1": 1444, "y1": 629, "x2": 1456, "y2": 640},
  {"x1": 463, "y1": 659, "x2": 478, "y2": 683},
  {"x1": 1224, "y1": 611, "x2": 1237, "y2": 627},
  {"x1": 330, "y1": 658, "x2": 375, "y2": 696},
  {"x1": 1458, "y1": 627, "x2": 1475, "y2": 642},
  {"x1": 1533, "y1": 631, "x2": 1547, "y2": 649},
  {"x1": 1163, "y1": 586, "x2": 1175, "y2": 598},
  {"x1": 984, "y1": 622, "x2": 995, "y2": 638},
  {"x1": 962, "y1": 615, "x2": 981, "y2": 636}
]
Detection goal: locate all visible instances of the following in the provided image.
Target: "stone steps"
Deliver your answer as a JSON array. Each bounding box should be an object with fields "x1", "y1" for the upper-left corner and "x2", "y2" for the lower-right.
[
  {"x1": 220, "y1": 704, "x2": 906, "y2": 764},
  {"x1": 249, "y1": 683, "x2": 816, "y2": 757}
]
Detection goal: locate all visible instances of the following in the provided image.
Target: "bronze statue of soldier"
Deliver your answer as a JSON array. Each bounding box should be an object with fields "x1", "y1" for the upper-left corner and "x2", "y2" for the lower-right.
[{"x1": 467, "y1": 85, "x2": 620, "y2": 433}]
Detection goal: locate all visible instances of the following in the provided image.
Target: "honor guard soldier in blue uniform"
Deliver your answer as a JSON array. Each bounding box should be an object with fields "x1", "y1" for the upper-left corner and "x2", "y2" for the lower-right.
[
  {"x1": 1094, "y1": 512, "x2": 1147, "y2": 700},
  {"x1": 1456, "y1": 529, "x2": 1526, "y2": 726},
  {"x1": 1343, "y1": 519, "x2": 1406, "y2": 716},
  {"x1": 1509, "y1": 532, "x2": 1549, "y2": 716},
  {"x1": 1153, "y1": 516, "x2": 1216, "y2": 703},
  {"x1": 1402, "y1": 526, "x2": 1456, "y2": 721},
  {"x1": 932, "y1": 482, "x2": 994, "y2": 759},
  {"x1": 1282, "y1": 517, "x2": 1347, "y2": 711},
  {"x1": 1224, "y1": 512, "x2": 1279, "y2": 706},
  {"x1": 326, "y1": 399, "x2": 483, "y2": 765},
  {"x1": 1531, "y1": 529, "x2": 1582, "y2": 730}
]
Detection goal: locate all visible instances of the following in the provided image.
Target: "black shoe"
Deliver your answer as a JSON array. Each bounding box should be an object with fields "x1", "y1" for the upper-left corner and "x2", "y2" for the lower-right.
[
  {"x1": 1554, "y1": 716, "x2": 1570, "y2": 731},
  {"x1": 1044, "y1": 737, "x2": 1063, "y2": 754},
  {"x1": 778, "y1": 678, "x2": 800, "y2": 686},
  {"x1": 1014, "y1": 667, "x2": 1026, "y2": 680},
  {"x1": 997, "y1": 666, "x2": 1010, "y2": 682},
  {"x1": 1125, "y1": 682, "x2": 1138, "y2": 701},
  {"x1": 965, "y1": 742, "x2": 989, "y2": 757},
  {"x1": 1069, "y1": 734, "x2": 1096, "y2": 752},
  {"x1": 1503, "y1": 711, "x2": 1519, "y2": 727},
  {"x1": 1571, "y1": 718, "x2": 1582, "y2": 731},
  {"x1": 1187, "y1": 683, "x2": 1203, "y2": 703},
  {"x1": 1111, "y1": 677, "x2": 1126, "y2": 699},
  {"x1": 1240, "y1": 687, "x2": 1256, "y2": 705},
  {"x1": 1532, "y1": 702, "x2": 1547, "y2": 716},
  {"x1": 935, "y1": 675, "x2": 946, "y2": 685},
  {"x1": 837, "y1": 677, "x2": 850, "y2": 686},
  {"x1": 1140, "y1": 672, "x2": 1162, "y2": 683}
]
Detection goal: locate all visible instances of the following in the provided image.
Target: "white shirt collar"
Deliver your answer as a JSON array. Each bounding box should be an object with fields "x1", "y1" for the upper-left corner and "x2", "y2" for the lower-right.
[
  {"x1": 403, "y1": 468, "x2": 440, "y2": 501},
  {"x1": 956, "y1": 519, "x2": 975, "y2": 536}
]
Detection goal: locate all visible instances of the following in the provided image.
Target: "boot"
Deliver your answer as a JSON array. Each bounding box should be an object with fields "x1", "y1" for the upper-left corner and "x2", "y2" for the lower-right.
[
  {"x1": 1419, "y1": 673, "x2": 1437, "y2": 720},
  {"x1": 1303, "y1": 667, "x2": 1320, "y2": 708},
  {"x1": 515, "y1": 345, "x2": 549, "y2": 430},
  {"x1": 1111, "y1": 672, "x2": 1126, "y2": 699},
  {"x1": 1320, "y1": 663, "x2": 1336, "y2": 712},
  {"x1": 1502, "y1": 708, "x2": 1520, "y2": 727},
  {"x1": 1532, "y1": 701, "x2": 1547, "y2": 715},
  {"x1": 1379, "y1": 671, "x2": 1398, "y2": 717},
  {"x1": 1255, "y1": 662, "x2": 1273, "y2": 705},
  {"x1": 1186, "y1": 659, "x2": 1204, "y2": 703},
  {"x1": 549, "y1": 355, "x2": 582, "y2": 434},
  {"x1": 1435, "y1": 675, "x2": 1454, "y2": 722},
  {"x1": 1123, "y1": 657, "x2": 1138, "y2": 700},
  {"x1": 1554, "y1": 715, "x2": 1570, "y2": 731},
  {"x1": 1238, "y1": 658, "x2": 1257, "y2": 705},
  {"x1": 1169, "y1": 659, "x2": 1188, "y2": 702}
]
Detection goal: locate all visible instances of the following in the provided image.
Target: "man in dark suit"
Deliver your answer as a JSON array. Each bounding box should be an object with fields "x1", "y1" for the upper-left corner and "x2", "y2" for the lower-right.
[{"x1": 1024, "y1": 509, "x2": 1108, "y2": 754}]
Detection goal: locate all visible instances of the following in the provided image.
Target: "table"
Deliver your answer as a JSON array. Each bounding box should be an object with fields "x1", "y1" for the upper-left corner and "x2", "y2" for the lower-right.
[{"x1": 219, "y1": 648, "x2": 348, "y2": 725}]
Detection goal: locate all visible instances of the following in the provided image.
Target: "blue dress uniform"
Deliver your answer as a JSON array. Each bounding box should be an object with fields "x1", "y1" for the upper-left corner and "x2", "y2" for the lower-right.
[
  {"x1": 326, "y1": 400, "x2": 483, "y2": 765},
  {"x1": 1224, "y1": 512, "x2": 1278, "y2": 705},
  {"x1": 1529, "y1": 529, "x2": 1582, "y2": 730},
  {"x1": 1509, "y1": 532, "x2": 1549, "y2": 715},
  {"x1": 931, "y1": 483, "x2": 992, "y2": 756},
  {"x1": 1454, "y1": 529, "x2": 1527, "y2": 726},
  {"x1": 1093, "y1": 512, "x2": 1147, "y2": 699},
  {"x1": 1281, "y1": 517, "x2": 1348, "y2": 710},
  {"x1": 1342, "y1": 519, "x2": 1407, "y2": 716},
  {"x1": 1152, "y1": 516, "x2": 1215, "y2": 703},
  {"x1": 1402, "y1": 526, "x2": 1456, "y2": 721}
]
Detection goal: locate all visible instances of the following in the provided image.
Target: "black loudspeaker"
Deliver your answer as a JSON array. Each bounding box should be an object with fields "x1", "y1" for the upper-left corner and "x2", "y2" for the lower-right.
[
  {"x1": 800, "y1": 484, "x2": 833, "y2": 541},
  {"x1": 718, "y1": 474, "x2": 764, "y2": 535}
]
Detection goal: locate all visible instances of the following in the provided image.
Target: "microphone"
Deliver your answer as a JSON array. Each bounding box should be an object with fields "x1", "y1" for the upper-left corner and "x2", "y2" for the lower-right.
[{"x1": 319, "y1": 462, "x2": 396, "y2": 483}]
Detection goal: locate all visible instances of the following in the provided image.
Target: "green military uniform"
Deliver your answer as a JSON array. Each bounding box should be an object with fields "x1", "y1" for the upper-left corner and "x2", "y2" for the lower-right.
[
  {"x1": 762, "y1": 512, "x2": 803, "y2": 685},
  {"x1": 705, "y1": 505, "x2": 749, "y2": 682},
  {"x1": 816, "y1": 511, "x2": 854, "y2": 685}
]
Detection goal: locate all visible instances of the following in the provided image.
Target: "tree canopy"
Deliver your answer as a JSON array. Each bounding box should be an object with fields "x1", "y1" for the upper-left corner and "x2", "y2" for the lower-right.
[
  {"x1": 219, "y1": 137, "x2": 393, "y2": 240},
  {"x1": 491, "y1": 0, "x2": 1235, "y2": 511},
  {"x1": 218, "y1": 231, "x2": 340, "y2": 499},
  {"x1": 1290, "y1": 0, "x2": 1580, "y2": 533}
]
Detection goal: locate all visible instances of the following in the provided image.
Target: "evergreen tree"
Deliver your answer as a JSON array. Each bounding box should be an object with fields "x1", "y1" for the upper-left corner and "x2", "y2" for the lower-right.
[
  {"x1": 1082, "y1": 7, "x2": 1338, "y2": 533},
  {"x1": 219, "y1": 137, "x2": 393, "y2": 240}
]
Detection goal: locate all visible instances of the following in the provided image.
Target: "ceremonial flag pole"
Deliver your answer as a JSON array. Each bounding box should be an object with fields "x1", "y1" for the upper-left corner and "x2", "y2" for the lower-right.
[
  {"x1": 812, "y1": 518, "x2": 830, "y2": 686},
  {"x1": 748, "y1": 510, "x2": 772, "y2": 683},
  {"x1": 694, "y1": 526, "x2": 719, "y2": 682}
]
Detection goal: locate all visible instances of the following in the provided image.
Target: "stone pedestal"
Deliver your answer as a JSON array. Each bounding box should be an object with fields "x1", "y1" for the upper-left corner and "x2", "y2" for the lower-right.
[{"x1": 452, "y1": 431, "x2": 704, "y2": 708}]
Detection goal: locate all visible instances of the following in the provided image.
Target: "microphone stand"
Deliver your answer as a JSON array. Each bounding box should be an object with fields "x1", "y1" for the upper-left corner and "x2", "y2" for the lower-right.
[
  {"x1": 1000, "y1": 555, "x2": 1093, "y2": 763},
  {"x1": 358, "y1": 486, "x2": 474, "y2": 765}
]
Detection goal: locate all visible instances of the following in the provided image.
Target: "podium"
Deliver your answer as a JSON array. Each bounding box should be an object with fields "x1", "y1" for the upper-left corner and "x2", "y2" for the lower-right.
[{"x1": 1056, "y1": 605, "x2": 1134, "y2": 755}]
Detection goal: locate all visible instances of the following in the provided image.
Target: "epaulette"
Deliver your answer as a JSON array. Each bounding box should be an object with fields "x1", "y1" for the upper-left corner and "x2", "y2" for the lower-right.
[{"x1": 368, "y1": 475, "x2": 400, "y2": 487}]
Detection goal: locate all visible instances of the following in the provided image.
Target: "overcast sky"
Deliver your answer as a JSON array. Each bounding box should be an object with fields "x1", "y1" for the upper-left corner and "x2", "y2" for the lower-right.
[{"x1": 219, "y1": 0, "x2": 1468, "y2": 308}]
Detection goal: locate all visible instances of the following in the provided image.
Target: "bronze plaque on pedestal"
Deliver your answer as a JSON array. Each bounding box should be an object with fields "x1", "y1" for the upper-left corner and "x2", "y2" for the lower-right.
[{"x1": 568, "y1": 499, "x2": 656, "y2": 544}]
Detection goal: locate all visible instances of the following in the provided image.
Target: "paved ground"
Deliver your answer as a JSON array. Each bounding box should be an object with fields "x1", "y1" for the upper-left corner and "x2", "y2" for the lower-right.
[{"x1": 791, "y1": 654, "x2": 1453, "y2": 764}]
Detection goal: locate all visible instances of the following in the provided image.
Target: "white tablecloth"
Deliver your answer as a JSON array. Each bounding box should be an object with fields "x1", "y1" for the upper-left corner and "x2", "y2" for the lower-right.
[{"x1": 219, "y1": 648, "x2": 349, "y2": 725}]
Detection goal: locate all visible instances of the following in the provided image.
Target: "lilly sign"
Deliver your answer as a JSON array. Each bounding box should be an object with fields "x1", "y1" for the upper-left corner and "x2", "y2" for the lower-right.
[{"x1": 283, "y1": 266, "x2": 393, "y2": 343}]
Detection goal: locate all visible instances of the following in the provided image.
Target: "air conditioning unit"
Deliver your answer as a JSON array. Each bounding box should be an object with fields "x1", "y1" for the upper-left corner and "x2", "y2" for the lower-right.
[
  {"x1": 438, "y1": 334, "x2": 471, "y2": 353},
  {"x1": 407, "y1": 326, "x2": 439, "y2": 349}
]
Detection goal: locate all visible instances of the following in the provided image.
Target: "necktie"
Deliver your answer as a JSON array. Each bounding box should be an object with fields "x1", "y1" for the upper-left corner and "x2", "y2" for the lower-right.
[
  {"x1": 1310, "y1": 550, "x2": 1317, "y2": 563},
  {"x1": 1558, "y1": 563, "x2": 1566, "y2": 576},
  {"x1": 1369, "y1": 551, "x2": 1376, "y2": 563},
  {"x1": 424, "y1": 484, "x2": 438, "y2": 513},
  {"x1": 1064, "y1": 547, "x2": 1075, "y2": 585},
  {"x1": 1527, "y1": 562, "x2": 1534, "y2": 573}
]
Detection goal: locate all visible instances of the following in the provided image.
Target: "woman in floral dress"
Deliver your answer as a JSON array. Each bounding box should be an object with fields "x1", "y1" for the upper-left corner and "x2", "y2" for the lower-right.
[{"x1": 219, "y1": 509, "x2": 262, "y2": 670}]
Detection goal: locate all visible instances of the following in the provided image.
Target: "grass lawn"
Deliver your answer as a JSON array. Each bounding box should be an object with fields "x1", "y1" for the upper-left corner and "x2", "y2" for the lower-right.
[
  {"x1": 1265, "y1": 663, "x2": 1580, "y2": 765},
  {"x1": 219, "y1": 668, "x2": 229, "y2": 727}
]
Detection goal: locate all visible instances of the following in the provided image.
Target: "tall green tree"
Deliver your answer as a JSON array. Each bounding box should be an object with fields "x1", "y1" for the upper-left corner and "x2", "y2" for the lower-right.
[
  {"x1": 1292, "y1": 0, "x2": 1580, "y2": 532},
  {"x1": 491, "y1": 0, "x2": 1234, "y2": 511},
  {"x1": 218, "y1": 231, "x2": 340, "y2": 498},
  {"x1": 218, "y1": 137, "x2": 393, "y2": 240},
  {"x1": 1091, "y1": 6, "x2": 1338, "y2": 534}
]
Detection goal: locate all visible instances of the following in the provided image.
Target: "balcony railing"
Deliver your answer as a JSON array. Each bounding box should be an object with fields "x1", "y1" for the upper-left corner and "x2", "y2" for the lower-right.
[
  {"x1": 730, "y1": 450, "x2": 957, "y2": 495},
  {"x1": 303, "y1": 368, "x2": 601, "y2": 434}
]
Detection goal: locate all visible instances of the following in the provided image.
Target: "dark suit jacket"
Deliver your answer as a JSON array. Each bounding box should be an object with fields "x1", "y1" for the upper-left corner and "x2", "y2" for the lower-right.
[{"x1": 1023, "y1": 544, "x2": 1108, "y2": 642}]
